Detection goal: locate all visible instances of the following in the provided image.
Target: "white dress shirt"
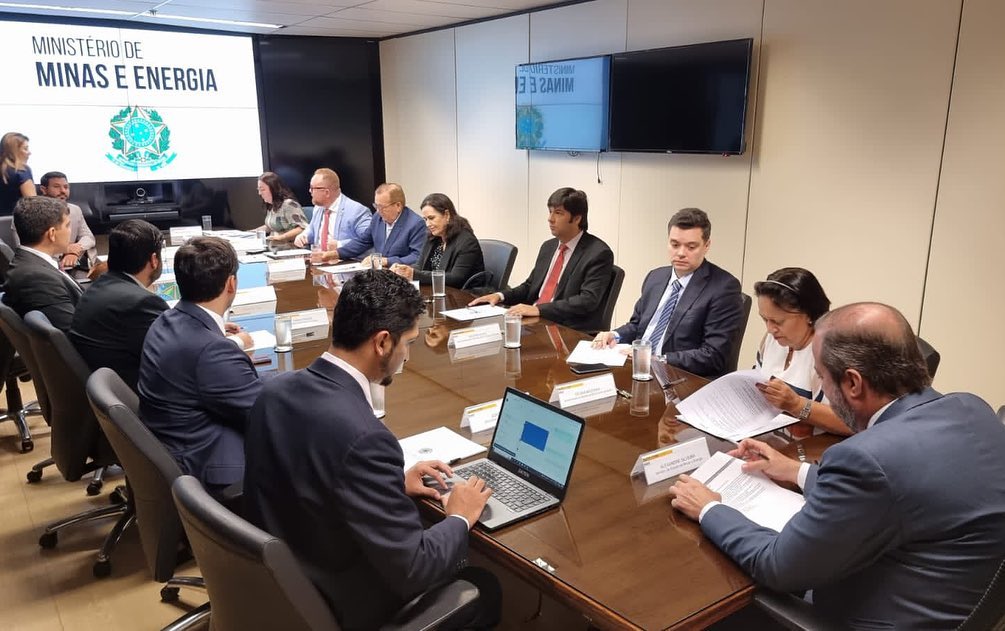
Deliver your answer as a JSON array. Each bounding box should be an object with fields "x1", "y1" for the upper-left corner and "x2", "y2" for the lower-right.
[{"x1": 636, "y1": 267, "x2": 694, "y2": 345}]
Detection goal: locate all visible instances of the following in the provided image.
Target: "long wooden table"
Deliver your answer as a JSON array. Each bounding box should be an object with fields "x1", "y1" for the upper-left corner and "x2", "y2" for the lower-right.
[{"x1": 264, "y1": 266, "x2": 837, "y2": 631}]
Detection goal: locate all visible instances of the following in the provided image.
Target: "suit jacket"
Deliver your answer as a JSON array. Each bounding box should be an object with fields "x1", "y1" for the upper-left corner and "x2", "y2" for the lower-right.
[
  {"x1": 67, "y1": 203, "x2": 97, "y2": 266},
  {"x1": 138, "y1": 301, "x2": 263, "y2": 488},
  {"x1": 701, "y1": 388, "x2": 1005, "y2": 629},
  {"x1": 615, "y1": 260, "x2": 742, "y2": 377},
  {"x1": 303, "y1": 194, "x2": 371, "y2": 250},
  {"x1": 338, "y1": 207, "x2": 426, "y2": 266},
  {"x1": 503, "y1": 231, "x2": 614, "y2": 333},
  {"x1": 2, "y1": 247, "x2": 82, "y2": 332},
  {"x1": 70, "y1": 270, "x2": 168, "y2": 391},
  {"x1": 413, "y1": 229, "x2": 485, "y2": 289},
  {"x1": 243, "y1": 358, "x2": 469, "y2": 629}
]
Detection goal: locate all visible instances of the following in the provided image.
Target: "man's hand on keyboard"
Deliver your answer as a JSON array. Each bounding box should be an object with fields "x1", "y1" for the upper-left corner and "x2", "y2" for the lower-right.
[
  {"x1": 405, "y1": 460, "x2": 454, "y2": 501},
  {"x1": 446, "y1": 475, "x2": 493, "y2": 529}
]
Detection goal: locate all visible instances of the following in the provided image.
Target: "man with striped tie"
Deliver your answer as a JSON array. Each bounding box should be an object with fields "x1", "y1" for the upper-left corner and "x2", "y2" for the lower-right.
[
  {"x1": 469, "y1": 187, "x2": 614, "y2": 333},
  {"x1": 593, "y1": 208, "x2": 743, "y2": 378}
]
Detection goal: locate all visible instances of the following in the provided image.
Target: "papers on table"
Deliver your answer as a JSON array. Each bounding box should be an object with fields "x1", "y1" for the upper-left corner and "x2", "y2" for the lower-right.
[
  {"x1": 398, "y1": 426, "x2": 487, "y2": 471},
  {"x1": 316, "y1": 262, "x2": 367, "y2": 273},
  {"x1": 676, "y1": 369, "x2": 797, "y2": 442},
  {"x1": 266, "y1": 248, "x2": 311, "y2": 259},
  {"x1": 440, "y1": 305, "x2": 508, "y2": 321},
  {"x1": 565, "y1": 340, "x2": 630, "y2": 367},
  {"x1": 246, "y1": 330, "x2": 277, "y2": 352},
  {"x1": 690, "y1": 451, "x2": 805, "y2": 532},
  {"x1": 239, "y1": 253, "x2": 270, "y2": 264}
]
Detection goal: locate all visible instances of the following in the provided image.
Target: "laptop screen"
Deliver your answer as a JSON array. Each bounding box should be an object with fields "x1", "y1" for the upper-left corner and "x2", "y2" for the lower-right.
[{"x1": 489, "y1": 388, "x2": 584, "y2": 492}]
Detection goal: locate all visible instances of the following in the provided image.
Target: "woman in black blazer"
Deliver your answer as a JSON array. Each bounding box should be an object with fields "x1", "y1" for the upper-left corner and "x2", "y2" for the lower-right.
[{"x1": 390, "y1": 193, "x2": 485, "y2": 289}]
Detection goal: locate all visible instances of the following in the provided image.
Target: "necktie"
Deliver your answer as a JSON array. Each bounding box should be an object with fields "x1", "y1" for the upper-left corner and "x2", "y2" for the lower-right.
[
  {"x1": 649, "y1": 280, "x2": 682, "y2": 355},
  {"x1": 319, "y1": 208, "x2": 332, "y2": 251},
  {"x1": 535, "y1": 244, "x2": 568, "y2": 305}
]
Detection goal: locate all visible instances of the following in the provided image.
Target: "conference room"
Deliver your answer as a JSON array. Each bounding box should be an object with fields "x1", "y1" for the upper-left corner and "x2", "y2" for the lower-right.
[{"x1": 1, "y1": 0, "x2": 1003, "y2": 629}]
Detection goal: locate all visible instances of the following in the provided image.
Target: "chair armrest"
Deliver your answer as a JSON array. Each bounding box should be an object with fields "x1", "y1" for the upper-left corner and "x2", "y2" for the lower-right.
[
  {"x1": 753, "y1": 589, "x2": 844, "y2": 631},
  {"x1": 461, "y1": 271, "x2": 491, "y2": 292},
  {"x1": 382, "y1": 579, "x2": 480, "y2": 631}
]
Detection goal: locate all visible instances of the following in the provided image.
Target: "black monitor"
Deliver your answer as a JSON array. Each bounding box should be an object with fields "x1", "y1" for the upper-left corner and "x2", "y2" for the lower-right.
[{"x1": 609, "y1": 38, "x2": 753, "y2": 154}]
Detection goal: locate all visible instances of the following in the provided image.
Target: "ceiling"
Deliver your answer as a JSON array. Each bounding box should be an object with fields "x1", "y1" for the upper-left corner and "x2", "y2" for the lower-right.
[{"x1": 0, "y1": 0, "x2": 573, "y2": 38}]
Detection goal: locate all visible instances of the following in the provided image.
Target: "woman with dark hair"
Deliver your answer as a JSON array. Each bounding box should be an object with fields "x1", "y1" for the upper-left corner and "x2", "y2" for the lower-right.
[
  {"x1": 390, "y1": 193, "x2": 484, "y2": 289},
  {"x1": 753, "y1": 267, "x2": 851, "y2": 436},
  {"x1": 256, "y1": 171, "x2": 307, "y2": 242},
  {"x1": 0, "y1": 132, "x2": 35, "y2": 215}
]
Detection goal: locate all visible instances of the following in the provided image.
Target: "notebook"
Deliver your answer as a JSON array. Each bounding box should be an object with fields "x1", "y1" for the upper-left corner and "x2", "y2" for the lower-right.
[{"x1": 446, "y1": 387, "x2": 585, "y2": 530}]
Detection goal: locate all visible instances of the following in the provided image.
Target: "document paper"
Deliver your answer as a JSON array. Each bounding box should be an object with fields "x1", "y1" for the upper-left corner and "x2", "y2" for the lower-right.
[
  {"x1": 398, "y1": 426, "x2": 487, "y2": 472},
  {"x1": 691, "y1": 451, "x2": 805, "y2": 532},
  {"x1": 565, "y1": 340, "x2": 630, "y2": 367},
  {"x1": 440, "y1": 305, "x2": 509, "y2": 321},
  {"x1": 676, "y1": 370, "x2": 797, "y2": 441}
]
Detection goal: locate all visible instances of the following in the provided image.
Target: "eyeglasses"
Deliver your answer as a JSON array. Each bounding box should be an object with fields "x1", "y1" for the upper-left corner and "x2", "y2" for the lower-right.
[
  {"x1": 373, "y1": 201, "x2": 400, "y2": 212},
  {"x1": 308, "y1": 186, "x2": 330, "y2": 192}
]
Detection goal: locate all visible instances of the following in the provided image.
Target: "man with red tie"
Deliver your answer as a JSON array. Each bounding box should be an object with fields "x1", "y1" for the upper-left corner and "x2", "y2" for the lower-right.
[{"x1": 469, "y1": 187, "x2": 613, "y2": 333}]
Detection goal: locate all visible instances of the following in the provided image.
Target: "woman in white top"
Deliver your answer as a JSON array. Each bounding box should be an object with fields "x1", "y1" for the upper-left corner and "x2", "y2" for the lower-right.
[{"x1": 754, "y1": 267, "x2": 852, "y2": 437}]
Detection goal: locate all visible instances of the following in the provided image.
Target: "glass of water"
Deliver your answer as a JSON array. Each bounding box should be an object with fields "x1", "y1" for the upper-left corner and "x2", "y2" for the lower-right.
[
  {"x1": 201, "y1": 215, "x2": 213, "y2": 231},
  {"x1": 504, "y1": 313, "x2": 522, "y2": 349},
  {"x1": 431, "y1": 270, "x2": 446, "y2": 297},
  {"x1": 274, "y1": 315, "x2": 293, "y2": 353},
  {"x1": 632, "y1": 339, "x2": 652, "y2": 381},
  {"x1": 370, "y1": 253, "x2": 383, "y2": 270}
]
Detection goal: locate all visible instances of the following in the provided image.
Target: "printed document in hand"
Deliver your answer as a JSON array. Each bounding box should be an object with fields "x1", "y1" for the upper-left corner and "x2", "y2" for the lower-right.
[
  {"x1": 398, "y1": 426, "x2": 487, "y2": 471},
  {"x1": 441, "y1": 305, "x2": 509, "y2": 321},
  {"x1": 565, "y1": 340, "x2": 630, "y2": 367},
  {"x1": 691, "y1": 451, "x2": 805, "y2": 532},
  {"x1": 676, "y1": 370, "x2": 797, "y2": 441}
]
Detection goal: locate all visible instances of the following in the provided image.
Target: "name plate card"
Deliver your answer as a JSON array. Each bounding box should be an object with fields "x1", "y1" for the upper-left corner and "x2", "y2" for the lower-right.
[
  {"x1": 630, "y1": 437, "x2": 711, "y2": 486},
  {"x1": 448, "y1": 324, "x2": 502, "y2": 349},
  {"x1": 169, "y1": 226, "x2": 202, "y2": 245},
  {"x1": 459, "y1": 399, "x2": 503, "y2": 433},
  {"x1": 549, "y1": 373, "x2": 617, "y2": 409}
]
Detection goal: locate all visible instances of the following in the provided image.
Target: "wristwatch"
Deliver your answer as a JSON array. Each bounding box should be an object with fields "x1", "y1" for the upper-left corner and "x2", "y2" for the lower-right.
[{"x1": 797, "y1": 398, "x2": 813, "y2": 421}]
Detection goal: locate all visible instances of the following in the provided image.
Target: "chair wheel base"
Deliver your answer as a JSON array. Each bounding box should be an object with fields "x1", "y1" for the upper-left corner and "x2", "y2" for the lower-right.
[
  {"x1": 109, "y1": 488, "x2": 126, "y2": 505},
  {"x1": 160, "y1": 586, "x2": 180, "y2": 602},
  {"x1": 92, "y1": 560, "x2": 111, "y2": 578},
  {"x1": 26, "y1": 469, "x2": 42, "y2": 483},
  {"x1": 39, "y1": 532, "x2": 57, "y2": 549},
  {"x1": 19, "y1": 439, "x2": 33, "y2": 453},
  {"x1": 86, "y1": 480, "x2": 102, "y2": 496}
]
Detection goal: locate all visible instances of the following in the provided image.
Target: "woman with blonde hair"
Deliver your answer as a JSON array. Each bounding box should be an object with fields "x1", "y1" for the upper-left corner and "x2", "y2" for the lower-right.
[{"x1": 0, "y1": 132, "x2": 35, "y2": 215}]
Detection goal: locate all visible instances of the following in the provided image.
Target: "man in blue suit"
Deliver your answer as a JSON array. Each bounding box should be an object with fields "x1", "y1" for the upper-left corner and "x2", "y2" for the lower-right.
[
  {"x1": 293, "y1": 167, "x2": 371, "y2": 253},
  {"x1": 333, "y1": 183, "x2": 426, "y2": 267},
  {"x1": 670, "y1": 303, "x2": 1005, "y2": 629},
  {"x1": 139, "y1": 237, "x2": 262, "y2": 492},
  {"x1": 243, "y1": 270, "x2": 499, "y2": 629},
  {"x1": 593, "y1": 208, "x2": 743, "y2": 377}
]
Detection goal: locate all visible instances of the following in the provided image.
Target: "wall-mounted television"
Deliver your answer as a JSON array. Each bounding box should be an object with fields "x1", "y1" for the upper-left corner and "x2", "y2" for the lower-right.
[
  {"x1": 609, "y1": 38, "x2": 753, "y2": 154},
  {"x1": 515, "y1": 55, "x2": 610, "y2": 152}
]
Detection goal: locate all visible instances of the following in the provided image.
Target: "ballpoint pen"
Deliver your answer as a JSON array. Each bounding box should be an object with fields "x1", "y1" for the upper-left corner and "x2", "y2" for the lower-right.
[{"x1": 616, "y1": 388, "x2": 632, "y2": 400}]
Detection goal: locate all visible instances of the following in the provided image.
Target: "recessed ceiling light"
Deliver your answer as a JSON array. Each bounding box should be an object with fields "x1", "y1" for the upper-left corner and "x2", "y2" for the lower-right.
[
  {"x1": 0, "y1": 2, "x2": 132, "y2": 16},
  {"x1": 144, "y1": 11, "x2": 282, "y2": 30}
]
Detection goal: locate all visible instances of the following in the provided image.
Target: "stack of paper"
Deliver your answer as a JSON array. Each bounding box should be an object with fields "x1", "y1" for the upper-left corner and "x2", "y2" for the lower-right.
[
  {"x1": 316, "y1": 262, "x2": 368, "y2": 273},
  {"x1": 441, "y1": 305, "x2": 508, "y2": 321},
  {"x1": 676, "y1": 370, "x2": 797, "y2": 441},
  {"x1": 564, "y1": 340, "x2": 630, "y2": 367},
  {"x1": 266, "y1": 248, "x2": 311, "y2": 259},
  {"x1": 398, "y1": 427, "x2": 487, "y2": 471},
  {"x1": 690, "y1": 451, "x2": 805, "y2": 532}
]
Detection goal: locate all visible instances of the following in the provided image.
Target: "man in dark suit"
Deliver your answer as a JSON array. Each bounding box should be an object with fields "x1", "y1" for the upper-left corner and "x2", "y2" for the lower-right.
[
  {"x1": 70, "y1": 219, "x2": 167, "y2": 391},
  {"x1": 2, "y1": 195, "x2": 80, "y2": 332},
  {"x1": 469, "y1": 187, "x2": 614, "y2": 333},
  {"x1": 670, "y1": 303, "x2": 1005, "y2": 628},
  {"x1": 244, "y1": 270, "x2": 499, "y2": 630},
  {"x1": 328, "y1": 183, "x2": 426, "y2": 267},
  {"x1": 139, "y1": 237, "x2": 259, "y2": 492},
  {"x1": 594, "y1": 208, "x2": 743, "y2": 377}
]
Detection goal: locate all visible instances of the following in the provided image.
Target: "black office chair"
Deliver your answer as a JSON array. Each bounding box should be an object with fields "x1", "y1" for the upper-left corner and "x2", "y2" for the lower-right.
[
  {"x1": 997, "y1": 406, "x2": 1005, "y2": 425},
  {"x1": 724, "y1": 293, "x2": 754, "y2": 374},
  {"x1": 478, "y1": 239, "x2": 518, "y2": 292},
  {"x1": 0, "y1": 300, "x2": 47, "y2": 453},
  {"x1": 87, "y1": 369, "x2": 206, "y2": 617},
  {"x1": 0, "y1": 215, "x2": 18, "y2": 251},
  {"x1": 172, "y1": 475, "x2": 482, "y2": 631},
  {"x1": 917, "y1": 336, "x2": 940, "y2": 380},
  {"x1": 593, "y1": 264, "x2": 625, "y2": 335},
  {"x1": 22, "y1": 311, "x2": 129, "y2": 559}
]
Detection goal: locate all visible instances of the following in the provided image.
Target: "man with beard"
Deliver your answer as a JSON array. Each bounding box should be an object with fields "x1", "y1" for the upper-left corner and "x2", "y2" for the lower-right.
[
  {"x1": 243, "y1": 270, "x2": 500, "y2": 630},
  {"x1": 670, "y1": 302, "x2": 1005, "y2": 628},
  {"x1": 70, "y1": 219, "x2": 167, "y2": 391},
  {"x1": 37, "y1": 171, "x2": 96, "y2": 273}
]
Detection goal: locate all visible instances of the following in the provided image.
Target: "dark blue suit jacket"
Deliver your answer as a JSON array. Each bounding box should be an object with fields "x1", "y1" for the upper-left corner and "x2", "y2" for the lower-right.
[
  {"x1": 615, "y1": 260, "x2": 742, "y2": 377},
  {"x1": 243, "y1": 358, "x2": 468, "y2": 629},
  {"x1": 138, "y1": 301, "x2": 263, "y2": 488},
  {"x1": 701, "y1": 388, "x2": 1005, "y2": 629},
  {"x1": 338, "y1": 206, "x2": 426, "y2": 266}
]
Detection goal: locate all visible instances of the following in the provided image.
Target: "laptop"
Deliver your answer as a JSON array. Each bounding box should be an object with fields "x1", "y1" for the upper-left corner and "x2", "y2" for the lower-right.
[{"x1": 448, "y1": 387, "x2": 585, "y2": 531}]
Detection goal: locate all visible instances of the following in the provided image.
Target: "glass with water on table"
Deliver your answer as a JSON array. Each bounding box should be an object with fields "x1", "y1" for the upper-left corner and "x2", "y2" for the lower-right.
[
  {"x1": 310, "y1": 244, "x2": 324, "y2": 266},
  {"x1": 632, "y1": 339, "x2": 652, "y2": 381}
]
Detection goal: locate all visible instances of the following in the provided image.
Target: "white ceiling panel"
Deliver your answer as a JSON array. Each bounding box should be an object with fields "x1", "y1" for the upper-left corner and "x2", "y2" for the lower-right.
[
  {"x1": 331, "y1": 6, "x2": 456, "y2": 27},
  {"x1": 362, "y1": 0, "x2": 507, "y2": 20}
]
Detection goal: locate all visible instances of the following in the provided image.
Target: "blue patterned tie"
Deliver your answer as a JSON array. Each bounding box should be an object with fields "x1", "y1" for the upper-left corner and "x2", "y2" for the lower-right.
[{"x1": 649, "y1": 280, "x2": 682, "y2": 356}]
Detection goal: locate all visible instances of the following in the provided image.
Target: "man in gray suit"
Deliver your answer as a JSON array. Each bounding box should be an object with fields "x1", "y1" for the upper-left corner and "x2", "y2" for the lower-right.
[{"x1": 670, "y1": 302, "x2": 1005, "y2": 628}]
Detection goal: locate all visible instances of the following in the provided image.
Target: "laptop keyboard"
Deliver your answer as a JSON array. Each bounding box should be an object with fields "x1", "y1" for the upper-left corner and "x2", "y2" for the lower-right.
[{"x1": 454, "y1": 462, "x2": 549, "y2": 512}]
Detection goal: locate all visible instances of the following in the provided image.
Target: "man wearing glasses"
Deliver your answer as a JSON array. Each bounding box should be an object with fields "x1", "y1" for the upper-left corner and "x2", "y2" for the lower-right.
[
  {"x1": 293, "y1": 168, "x2": 371, "y2": 254},
  {"x1": 325, "y1": 182, "x2": 426, "y2": 268}
]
